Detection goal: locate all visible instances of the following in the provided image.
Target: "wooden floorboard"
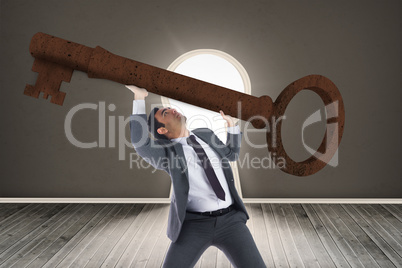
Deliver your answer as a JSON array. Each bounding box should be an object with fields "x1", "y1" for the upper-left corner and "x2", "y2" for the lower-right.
[
  {"x1": 41, "y1": 204, "x2": 111, "y2": 268},
  {"x1": 144, "y1": 215, "x2": 170, "y2": 268},
  {"x1": 28, "y1": 204, "x2": 105, "y2": 268},
  {"x1": 331, "y1": 205, "x2": 395, "y2": 268},
  {"x1": 116, "y1": 203, "x2": 162, "y2": 267},
  {"x1": 292, "y1": 204, "x2": 336, "y2": 268},
  {"x1": 0, "y1": 204, "x2": 30, "y2": 222},
  {"x1": 320, "y1": 204, "x2": 379, "y2": 267},
  {"x1": 129, "y1": 204, "x2": 168, "y2": 268},
  {"x1": 283, "y1": 204, "x2": 321, "y2": 267},
  {"x1": 0, "y1": 203, "x2": 400, "y2": 268},
  {"x1": 250, "y1": 204, "x2": 275, "y2": 267},
  {"x1": 384, "y1": 205, "x2": 402, "y2": 222},
  {"x1": 262, "y1": 203, "x2": 290, "y2": 268},
  {"x1": 85, "y1": 204, "x2": 138, "y2": 268},
  {"x1": 71, "y1": 204, "x2": 135, "y2": 268},
  {"x1": 0, "y1": 204, "x2": 69, "y2": 266},
  {"x1": 6, "y1": 204, "x2": 83, "y2": 268}
]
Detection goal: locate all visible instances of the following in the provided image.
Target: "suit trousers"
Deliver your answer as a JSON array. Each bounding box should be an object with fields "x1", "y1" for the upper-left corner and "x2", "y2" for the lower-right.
[{"x1": 162, "y1": 209, "x2": 266, "y2": 268}]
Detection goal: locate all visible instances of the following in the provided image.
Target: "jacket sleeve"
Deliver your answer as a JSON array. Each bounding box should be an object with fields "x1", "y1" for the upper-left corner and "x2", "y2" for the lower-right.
[
  {"x1": 196, "y1": 127, "x2": 242, "y2": 162},
  {"x1": 130, "y1": 114, "x2": 169, "y2": 172},
  {"x1": 224, "y1": 130, "x2": 242, "y2": 161}
]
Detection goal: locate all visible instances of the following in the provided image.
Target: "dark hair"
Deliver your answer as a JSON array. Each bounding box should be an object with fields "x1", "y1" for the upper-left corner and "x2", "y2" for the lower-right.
[{"x1": 148, "y1": 107, "x2": 168, "y2": 140}]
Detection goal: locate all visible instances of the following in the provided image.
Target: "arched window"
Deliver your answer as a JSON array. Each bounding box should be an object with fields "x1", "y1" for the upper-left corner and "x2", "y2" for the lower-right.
[{"x1": 162, "y1": 49, "x2": 251, "y2": 197}]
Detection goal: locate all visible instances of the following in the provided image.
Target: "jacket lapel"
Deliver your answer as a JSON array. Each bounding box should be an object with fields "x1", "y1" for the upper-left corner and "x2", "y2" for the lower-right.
[
  {"x1": 192, "y1": 128, "x2": 226, "y2": 159},
  {"x1": 192, "y1": 128, "x2": 237, "y2": 192},
  {"x1": 172, "y1": 142, "x2": 188, "y2": 179}
]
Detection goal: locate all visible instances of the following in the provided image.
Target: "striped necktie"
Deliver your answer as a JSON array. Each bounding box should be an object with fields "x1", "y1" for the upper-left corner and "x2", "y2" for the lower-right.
[{"x1": 187, "y1": 135, "x2": 225, "y2": 201}]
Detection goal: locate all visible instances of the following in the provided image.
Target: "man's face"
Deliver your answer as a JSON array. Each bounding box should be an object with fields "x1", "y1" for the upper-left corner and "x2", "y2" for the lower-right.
[{"x1": 154, "y1": 107, "x2": 187, "y2": 136}]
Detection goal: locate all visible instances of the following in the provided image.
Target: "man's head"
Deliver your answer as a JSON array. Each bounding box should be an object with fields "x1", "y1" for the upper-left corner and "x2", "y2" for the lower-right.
[{"x1": 147, "y1": 106, "x2": 187, "y2": 140}]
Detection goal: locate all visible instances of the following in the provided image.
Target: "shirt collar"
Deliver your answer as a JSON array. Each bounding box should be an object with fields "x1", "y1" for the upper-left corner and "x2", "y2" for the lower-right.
[{"x1": 171, "y1": 131, "x2": 195, "y2": 145}]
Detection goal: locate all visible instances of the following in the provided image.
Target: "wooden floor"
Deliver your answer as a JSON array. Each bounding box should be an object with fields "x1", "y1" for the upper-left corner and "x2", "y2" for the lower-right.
[{"x1": 0, "y1": 203, "x2": 401, "y2": 268}]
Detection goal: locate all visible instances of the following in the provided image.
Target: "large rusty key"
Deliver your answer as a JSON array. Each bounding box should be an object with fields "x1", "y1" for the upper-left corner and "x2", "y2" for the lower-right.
[{"x1": 25, "y1": 32, "x2": 345, "y2": 176}]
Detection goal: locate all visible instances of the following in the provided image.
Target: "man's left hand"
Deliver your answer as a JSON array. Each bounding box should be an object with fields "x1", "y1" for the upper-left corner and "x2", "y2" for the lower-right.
[{"x1": 220, "y1": 110, "x2": 237, "y2": 127}]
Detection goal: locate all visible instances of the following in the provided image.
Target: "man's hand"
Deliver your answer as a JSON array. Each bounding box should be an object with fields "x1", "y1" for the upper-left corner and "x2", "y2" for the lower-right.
[
  {"x1": 220, "y1": 110, "x2": 237, "y2": 127},
  {"x1": 125, "y1": 85, "x2": 148, "y2": 100}
]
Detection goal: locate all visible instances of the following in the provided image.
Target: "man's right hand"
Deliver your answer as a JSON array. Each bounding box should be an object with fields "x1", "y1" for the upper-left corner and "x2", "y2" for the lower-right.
[{"x1": 125, "y1": 85, "x2": 148, "y2": 100}]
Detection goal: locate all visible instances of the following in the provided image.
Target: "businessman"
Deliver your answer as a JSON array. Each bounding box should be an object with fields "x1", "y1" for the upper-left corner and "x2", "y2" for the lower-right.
[{"x1": 127, "y1": 85, "x2": 265, "y2": 268}]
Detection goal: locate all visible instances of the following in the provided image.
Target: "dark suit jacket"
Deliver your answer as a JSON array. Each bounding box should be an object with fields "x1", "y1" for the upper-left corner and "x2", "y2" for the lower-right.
[{"x1": 130, "y1": 114, "x2": 248, "y2": 242}]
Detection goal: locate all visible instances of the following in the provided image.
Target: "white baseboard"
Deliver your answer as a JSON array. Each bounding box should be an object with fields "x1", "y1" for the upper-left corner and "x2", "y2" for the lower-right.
[
  {"x1": 0, "y1": 198, "x2": 171, "y2": 203},
  {"x1": 0, "y1": 198, "x2": 401, "y2": 204},
  {"x1": 242, "y1": 198, "x2": 402, "y2": 204}
]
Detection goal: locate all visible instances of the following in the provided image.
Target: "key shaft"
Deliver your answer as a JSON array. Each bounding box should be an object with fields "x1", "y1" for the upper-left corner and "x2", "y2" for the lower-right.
[{"x1": 26, "y1": 32, "x2": 272, "y2": 128}]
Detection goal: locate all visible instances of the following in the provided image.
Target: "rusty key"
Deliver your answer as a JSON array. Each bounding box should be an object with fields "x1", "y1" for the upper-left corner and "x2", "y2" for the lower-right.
[{"x1": 25, "y1": 32, "x2": 345, "y2": 176}]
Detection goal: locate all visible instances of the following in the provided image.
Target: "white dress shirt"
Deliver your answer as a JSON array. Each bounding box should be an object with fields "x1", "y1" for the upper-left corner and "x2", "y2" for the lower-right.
[{"x1": 132, "y1": 100, "x2": 240, "y2": 212}]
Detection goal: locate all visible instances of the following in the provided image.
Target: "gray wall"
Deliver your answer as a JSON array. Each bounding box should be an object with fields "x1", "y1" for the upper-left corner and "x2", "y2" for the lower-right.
[{"x1": 1, "y1": 0, "x2": 400, "y2": 198}]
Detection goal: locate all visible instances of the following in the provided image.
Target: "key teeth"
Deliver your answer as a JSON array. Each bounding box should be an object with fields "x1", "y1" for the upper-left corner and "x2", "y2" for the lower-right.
[
  {"x1": 24, "y1": 84, "x2": 66, "y2": 105},
  {"x1": 25, "y1": 58, "x2": 73, "y2": 106},
  {"x1": 50, "y1": 91, "x2": 66, "y2": 106},
  {"x1": 24, "y1": 83, "x2": 66, "y2": 105},
  {"x1": 24, "y1": 84, "x2": 40, "y2": 98}
]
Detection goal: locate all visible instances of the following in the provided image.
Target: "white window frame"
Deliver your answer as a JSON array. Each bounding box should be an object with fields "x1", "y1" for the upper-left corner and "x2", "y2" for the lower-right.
[{"x1": 163, "y1": 49, "x2": 252, "y2": 199}]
